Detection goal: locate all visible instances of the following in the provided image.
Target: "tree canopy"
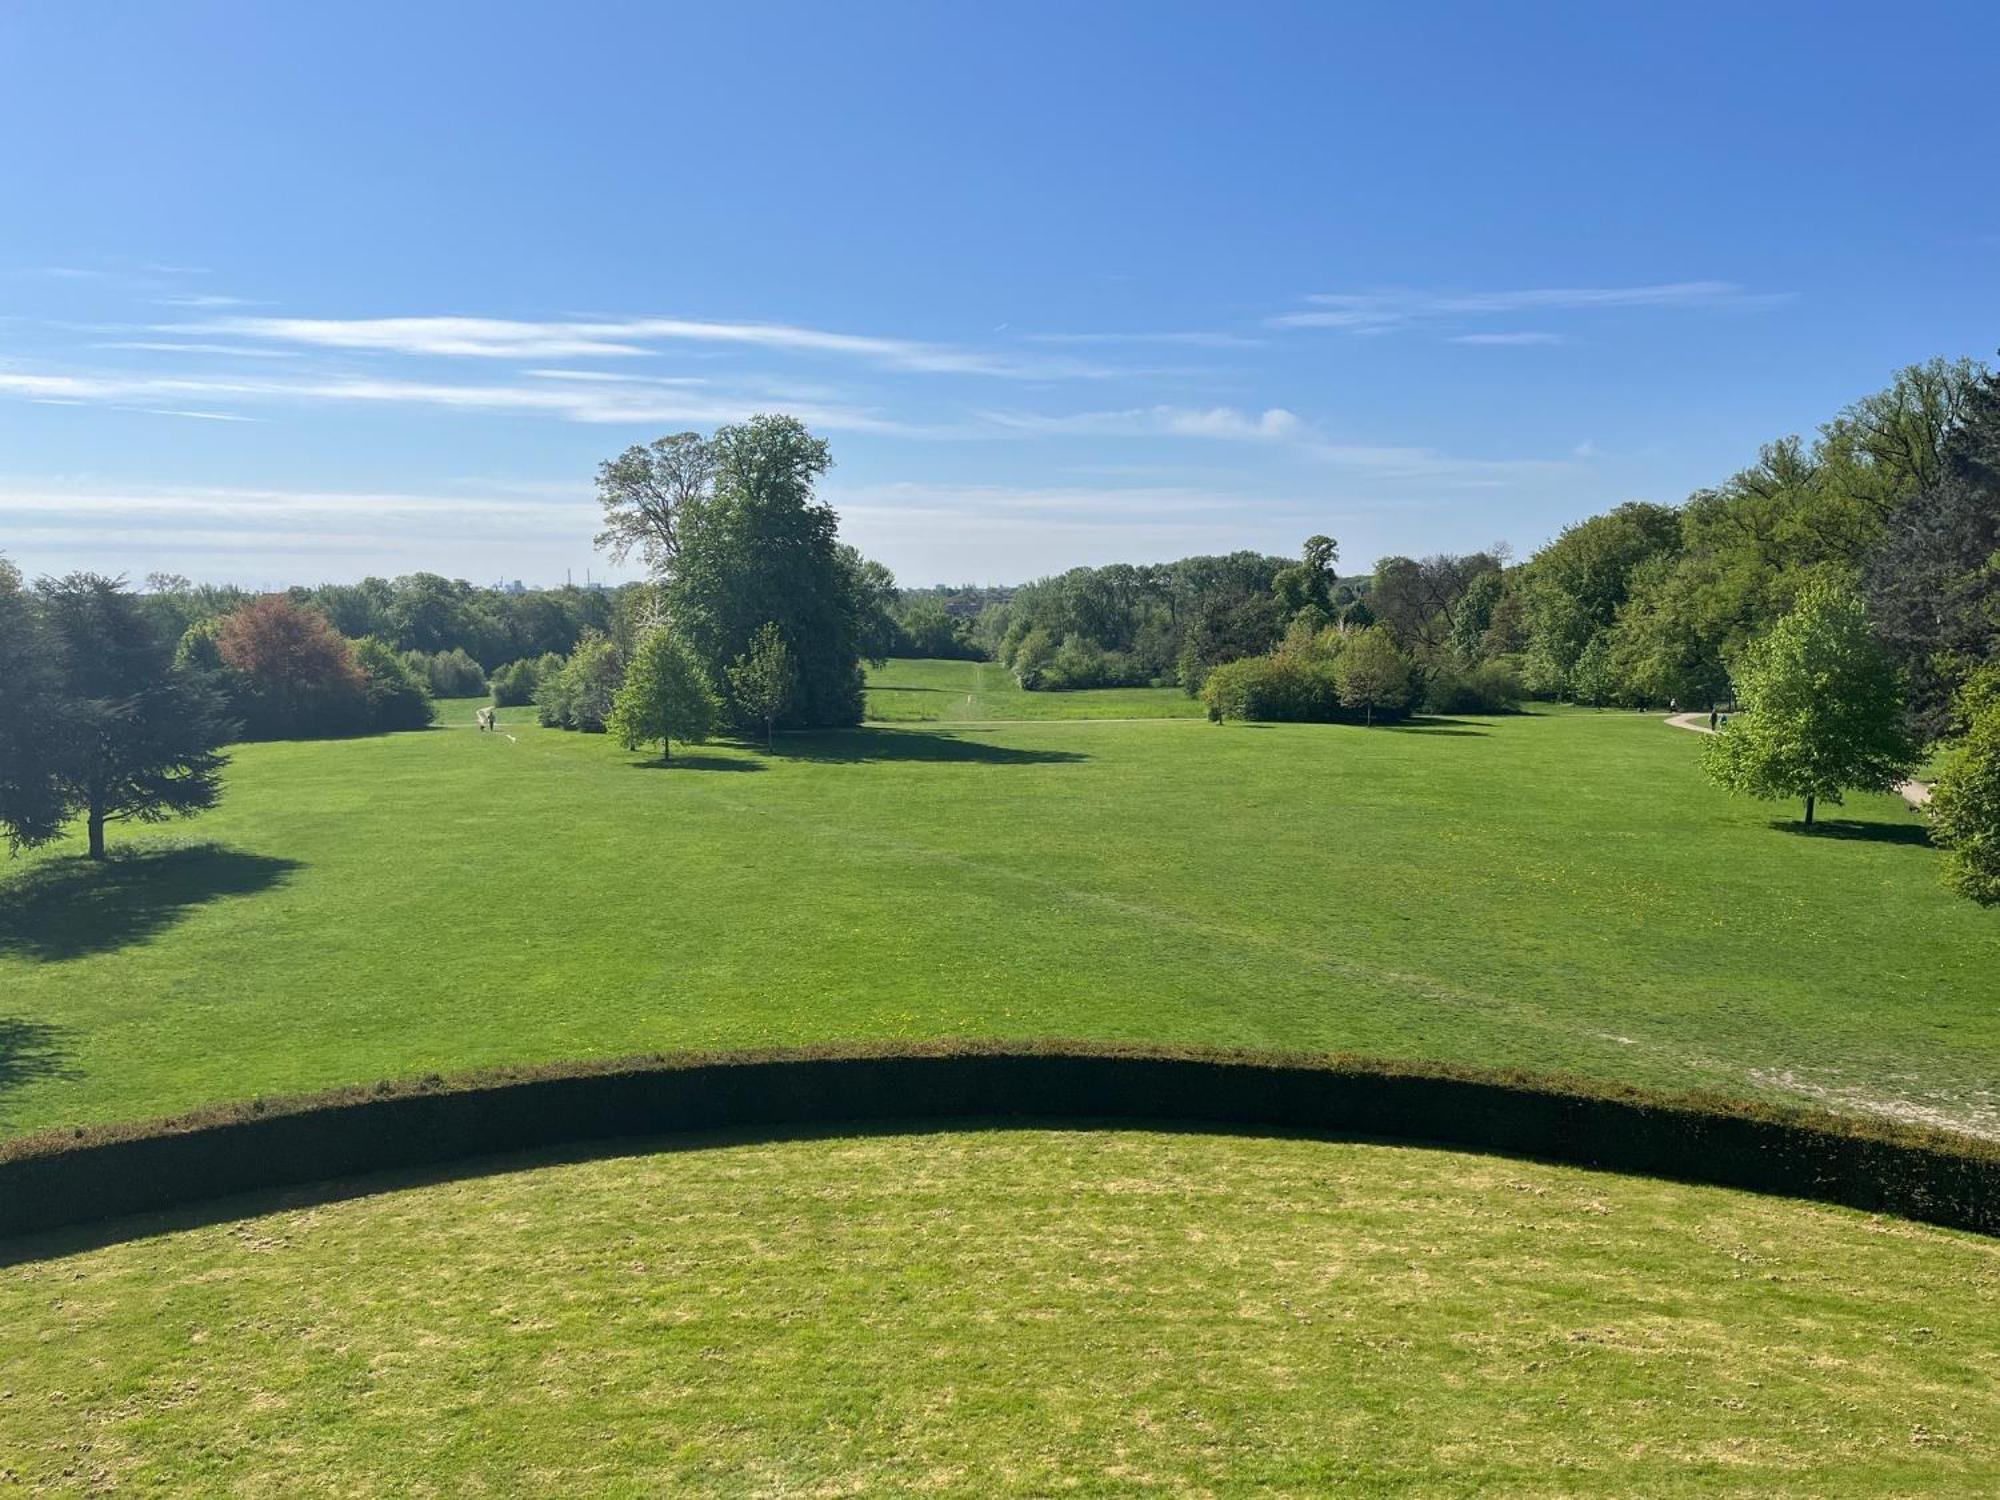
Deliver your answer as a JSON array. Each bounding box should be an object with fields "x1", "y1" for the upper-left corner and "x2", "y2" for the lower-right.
[{"x1": 1701, "y1": 580, "x2": 1915, "y2": 826}]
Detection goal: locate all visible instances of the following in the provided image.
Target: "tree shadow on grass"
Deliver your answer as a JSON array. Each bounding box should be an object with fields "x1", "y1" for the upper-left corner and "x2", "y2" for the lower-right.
[
  {"x1": 1768, "y1": 818, "x2": 1933, "y2": 847},
  {"x1": 0, "y1": 1017, "x2": 75, "y2": 1102},
  {"x1": 1382, "y1": 717, "x2": 1489, "y2": 737},
  {"x1": 633, "y1": 753, "x2": 767, "y2": 773},
  {"x1": 866, "y1": 684, "x2": 951, "y2": 694},
  {"x1": 0, "y1": 845, "x2": 303, "y2": 963},
  {"x1": 775, "y1": 727, "x2": 1088, "y2": 766}
]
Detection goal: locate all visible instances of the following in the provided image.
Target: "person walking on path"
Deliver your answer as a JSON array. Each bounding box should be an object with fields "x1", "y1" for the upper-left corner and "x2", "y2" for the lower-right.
[{"x1": 1709, "y1": 707, "x2": 1718, "y2": 732}]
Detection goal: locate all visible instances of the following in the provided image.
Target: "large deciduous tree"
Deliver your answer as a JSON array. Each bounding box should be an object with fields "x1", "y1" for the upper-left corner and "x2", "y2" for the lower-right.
[
  {"x1": 1701, "y1": 580, "x2": 1915, "y2": 827},
  {"x1": 663, "y1": 415, "x2": 866, "y2": 727},
  {"x1": 608, "y1": 627, "x2": 719, "y2": 762},
  {"x1": 19, "y1": 573, "x2": 233, "y2": 860},
  {"x1": 594, "y1": 431, "x2": 716, "y2": 573},
  {"x1": 1862, "y1": 365, "x2": 2000, "y2": 743},
  {"x1": 215, "y1": 595, "x2": 370, "y2": 739}
]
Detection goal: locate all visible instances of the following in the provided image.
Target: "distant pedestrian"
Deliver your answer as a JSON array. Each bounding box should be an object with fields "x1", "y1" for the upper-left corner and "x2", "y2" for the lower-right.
[{"x1": 1709, "y1": 708, "x2": 1718, "y2": 731}]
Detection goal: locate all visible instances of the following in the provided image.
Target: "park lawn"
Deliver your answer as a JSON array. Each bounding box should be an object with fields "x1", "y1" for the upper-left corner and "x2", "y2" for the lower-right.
[
  {"x1": 863, "y1": 656, "x2": 1202, "y2": 721},
  {"x1": 0, "y1": 663, "x2": 1995, "y2": 1140},
  {"x1": 4, "y1": 1129, "x2": 1996, "y2": 1497}
]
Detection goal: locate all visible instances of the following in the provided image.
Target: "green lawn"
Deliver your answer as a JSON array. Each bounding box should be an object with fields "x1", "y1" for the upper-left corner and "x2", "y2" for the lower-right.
[
  {"x1": 863, "y1": 656, "x2": 1203, "y2": 721},
  {"x1": 3, "y1": 1129, "x2": 1994, "y2": 1496},
  {"x1": 0, "y1": 661, "x2": 1993, "y2": 1141}
]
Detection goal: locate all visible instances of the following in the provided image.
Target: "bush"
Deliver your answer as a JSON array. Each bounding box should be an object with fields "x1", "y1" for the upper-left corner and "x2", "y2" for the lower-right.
[
  {"x1": 403, "y1": 647, "x2": 487, "y2": 699},
  {"x1": 1929, "y1": 672, "x2": 2000, "y2": 905},
  {"x1": 1201, "y1": 654, "x2": 1343, "y2": 722},
  {"x1": 1423, "y1": 659, "x2": 1523, "y2": 714},
  {"x1": 351, "y1": 637, "x2": 435, "y2": 732},
  {"x1": 535, "y1": 634, "x2": 623, "y2": 732},
  {"x1": 489, "y1": 653, "x2": 561, "y2": 707}
]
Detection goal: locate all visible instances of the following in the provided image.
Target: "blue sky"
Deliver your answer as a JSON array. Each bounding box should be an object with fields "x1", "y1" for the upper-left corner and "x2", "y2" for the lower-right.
[{"x1": 2, "y1": 2, "x2": 1996, "y2": 588}]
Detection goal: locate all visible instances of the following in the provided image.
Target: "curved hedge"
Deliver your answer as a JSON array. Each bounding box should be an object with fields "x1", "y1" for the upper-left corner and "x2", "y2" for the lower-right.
[{"x1": 3, "y1": 1042, "x2": 1995, "y2": 1244}]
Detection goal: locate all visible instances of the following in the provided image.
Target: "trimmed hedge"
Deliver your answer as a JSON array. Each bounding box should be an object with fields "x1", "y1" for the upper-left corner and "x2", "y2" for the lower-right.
[{"x1": 2, "y1": 1042, "x2": 1995, "y2": 1245}]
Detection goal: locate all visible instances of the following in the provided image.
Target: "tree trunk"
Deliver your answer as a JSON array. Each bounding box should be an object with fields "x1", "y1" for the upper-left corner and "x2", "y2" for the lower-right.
[
  {"x1": 662, "y1": 739, "x2": 671, "y2": 764},
  {"x1": 1365, "y1": 703, "x2": 1374, "y2": 726},
  {"x1": 766, "y1": 717, "x2": 774, "y2": 751},
  {"x1": 1804, "y1": 794, "x2": 1815, "y2": 827},
  {"x1": 87, "y1": 796, "x2": 106, "y2": 861}
]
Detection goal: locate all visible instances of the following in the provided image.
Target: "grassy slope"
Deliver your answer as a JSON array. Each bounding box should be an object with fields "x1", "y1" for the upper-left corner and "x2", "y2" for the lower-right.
[
  {"x1": 863, "y1": 656, "x2": 1203, "y2": 720},
  {"x1": 0, "y1": 665, "x2": 1993, "y2": 1139},
  {"x1": 3, "y1": 1130, "x2": 1994, "y2": 1496}
]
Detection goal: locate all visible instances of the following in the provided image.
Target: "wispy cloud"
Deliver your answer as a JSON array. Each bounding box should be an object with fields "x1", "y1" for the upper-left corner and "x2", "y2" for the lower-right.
[
  {"x1": 93, "y1": 340, "x2": 302, "y2": 358},
  {"x1": 169, "y1": 313, "x2": 1122, "y2": 379},
  {"x1": 1020, "y1": 330, "x2": 1263, "y2": 348},
  {"x1": 975, "y1": 403, "x2": 1572, "y2": 483},
  {"x1": 1449, "y1": 332, "x2": 1565, "y2": 346},
  {"x1": 0, "y1": 366, "x2": 912, "y2": 433},
  {"x1": 1272, "y1": 280, "x2": 1790, "y2": 334},
  {"x1": 152, "y1": 294, "x2": 261, "y2": 309}
]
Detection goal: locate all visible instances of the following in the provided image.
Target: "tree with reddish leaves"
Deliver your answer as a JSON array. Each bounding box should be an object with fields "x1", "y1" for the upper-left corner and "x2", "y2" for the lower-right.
[{"x1": 215, "y1": 596, "x2": 370, "y2": 739}]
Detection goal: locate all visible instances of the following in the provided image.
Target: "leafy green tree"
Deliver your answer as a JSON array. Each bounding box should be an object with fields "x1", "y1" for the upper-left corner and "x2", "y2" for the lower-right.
[
  {"x1": 27, "y1": 574, "x2": 233, "y2": 860},
  {"x1": 535, "y1": 634, "x2": 624, "y2": 732},
  {"x1": 594, "y1": 431, "x2": 716, "y2": 572},
  {"x1": 1333, "y1": 626, "x2": 1412, "y2": 725},
  {"x1": 1568, "y1": 633, "x2": 1618, "y2": 707},
  {"x1": 1701, "y1": 580, "x2": 1915, "y2": 827},
  {"x1": 0, "y1": 558, "x2": 71, "y2": 851},
  {"x1": 1928, "y1": 671, "x2": 2000, "y2": 904},
  {"x1": 663, "y1": 415, "x2": 865, "y2": 726},
  {"x1": 840, "y1": 546, "x2": 901, "y2": 665},
  {"x1": 351, "y1": 637, "x2": 435, "y2": 731},
  {"x1": 1862, "y1": 365, "x2": 2000, "y2": 742},
  {"x1": 727, "y1": 623, "x2": 797, "y2": 749},
  {"x1": 1272, "y1": 534, "x2": 1339, "y2": 619},
  {"x1": 609, "y1": 627, "x2": 719, "y2": 761}
]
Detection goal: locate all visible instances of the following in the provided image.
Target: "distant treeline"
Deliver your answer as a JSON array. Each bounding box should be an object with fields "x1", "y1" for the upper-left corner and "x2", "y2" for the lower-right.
[{"x1": 973, "y1": 356, "x2": 1998, "y2": 745}]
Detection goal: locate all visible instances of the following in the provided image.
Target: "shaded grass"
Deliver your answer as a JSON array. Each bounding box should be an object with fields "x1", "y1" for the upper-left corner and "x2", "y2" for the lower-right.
[
  {"x1": 0, "y1": 668, "x2": 1992, "y2": 1141},
  {"x1": 1, "y1": 1130, "x2": 1994, "y2": 1496}
]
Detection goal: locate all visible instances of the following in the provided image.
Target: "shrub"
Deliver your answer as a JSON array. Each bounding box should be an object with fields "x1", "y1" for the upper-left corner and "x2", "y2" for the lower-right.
[
  {"x1": 404, "y1": 646, "x2": 487, "y2": 699},
  {"x1": 536, "y1": 634, "x2": 624, "y2": 732},
  {"x1": 490, "y1": 653, "x2": 561, "y2": 707},
  {"x1": 1201, "y1": 654, "x2": 1343, "y2": 722},
  {"x1": 1929, "y1": 671, "x2": 2000, "y2": 905},
  {"x1": 1423, "y1": 659, "x2": 1523, "y2": 714},
  {"x1": 351, "y1": 637, "x2": 435, "y2": 731}
]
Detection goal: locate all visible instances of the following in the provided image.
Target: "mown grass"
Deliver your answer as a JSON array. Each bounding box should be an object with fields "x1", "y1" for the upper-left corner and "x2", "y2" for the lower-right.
[
  {"x1": 863, "y1": 656, "x2": 1202, "y2": 720},
  {"x1": 3, "y1": 1129, "x2": 1994, "y2": 1496},
  {"x1": 0, "y1": 663, "x2": 1992, "y2": 1141}
]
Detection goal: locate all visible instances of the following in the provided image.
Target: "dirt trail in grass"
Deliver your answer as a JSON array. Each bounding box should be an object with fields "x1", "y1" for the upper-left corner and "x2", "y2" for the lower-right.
[{"x1": 1666, "y1": 713, "x2": 1932, "y2": 808}]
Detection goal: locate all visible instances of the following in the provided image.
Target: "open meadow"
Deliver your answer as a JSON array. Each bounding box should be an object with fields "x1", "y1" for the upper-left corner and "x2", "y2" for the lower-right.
[
  {"x1": 4, "y1": 1129, "x2": 1995, "y2": 1496},
  {"x1": 1, "y1": 660, "x2": 1992, "y2": 1143}
]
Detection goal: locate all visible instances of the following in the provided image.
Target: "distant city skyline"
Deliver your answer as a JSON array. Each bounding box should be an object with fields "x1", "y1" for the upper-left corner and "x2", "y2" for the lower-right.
[{"x1": 1, "y1": 1, "x2": 1995, "y2": 587}]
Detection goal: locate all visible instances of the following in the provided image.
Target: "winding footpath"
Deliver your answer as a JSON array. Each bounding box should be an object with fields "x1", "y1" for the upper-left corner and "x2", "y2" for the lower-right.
[{"x1": 1666, "y1": 712, "x2": 1932, "y2": 808}]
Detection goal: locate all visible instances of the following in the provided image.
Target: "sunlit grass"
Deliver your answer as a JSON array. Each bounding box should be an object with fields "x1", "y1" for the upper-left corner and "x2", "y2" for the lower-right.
[
  {"x1": 3, "y1": 1129, "x2": 1994, "y2": 1496},
  {"x1": 0, "y1": 663, "x2": 1990, "y2": 1140}
]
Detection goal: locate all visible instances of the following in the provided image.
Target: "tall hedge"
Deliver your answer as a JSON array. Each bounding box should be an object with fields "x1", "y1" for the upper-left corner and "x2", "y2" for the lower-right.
[{"x1": 3, "y1": 1044, "x2": 1992, "y2": 1247}]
